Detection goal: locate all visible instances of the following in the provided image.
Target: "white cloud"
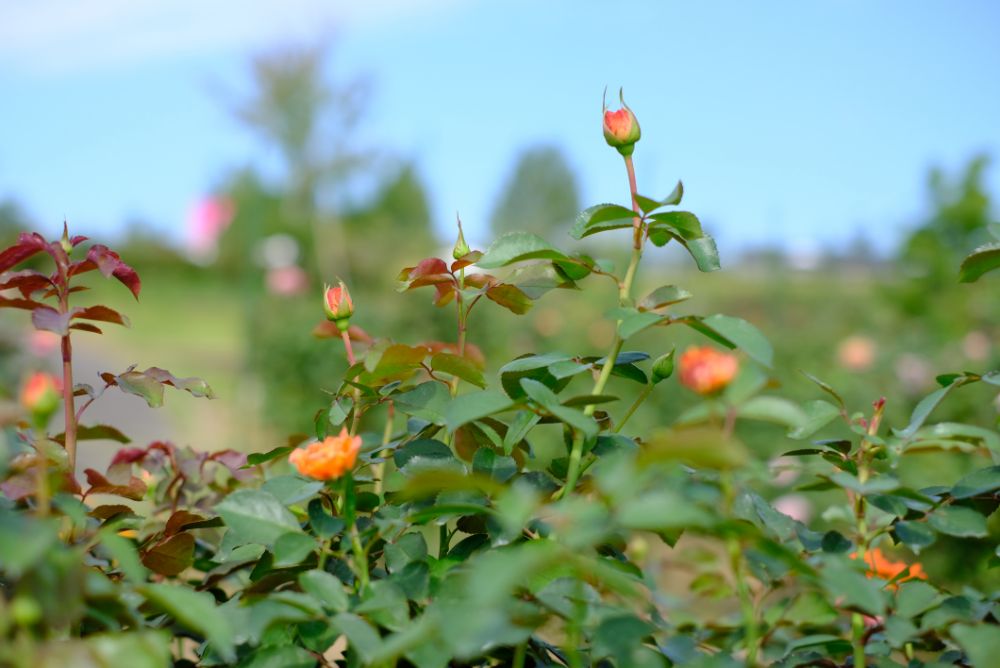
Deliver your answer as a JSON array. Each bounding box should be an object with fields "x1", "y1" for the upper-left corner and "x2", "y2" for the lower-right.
[{"x1": 0, "y1": 0, "x2": 460, "y2": 75}]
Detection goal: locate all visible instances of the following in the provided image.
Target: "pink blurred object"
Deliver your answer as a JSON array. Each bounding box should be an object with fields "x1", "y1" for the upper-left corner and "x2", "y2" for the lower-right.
[
  {"x1": 186, "y1": 196, "x2": 235, "y2": 261},
  {"x1": 27, "y1": 329, "x2": 60, "y2": 356},
  {"x1": 837, "y1": 335, "x2": 876, "y2": 371},
  {"x1": 773, "y1": 494, "x2": 812, "y2": 523},
  {"x1": 266, "y1": 266, "x2": 309, "y2": 296}
]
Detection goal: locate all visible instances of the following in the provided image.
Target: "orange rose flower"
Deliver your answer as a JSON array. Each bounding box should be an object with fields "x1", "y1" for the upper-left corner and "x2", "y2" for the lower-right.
[
  {"x1": 20, "y1": 371, "x2": 61, "y2": 418},
  {"x1": 677, "y1": 346, "x2": 739, "y2": 395},
  {"x1": 323, "y1": 280, "x2": 354, "y2": 328},
  {"x1": 603, "y1": 89, "x2": 641, "y2": 155},
  {"x1": 853, "y1": 548, "x2": 926, "y2": 585},
  {"x1": 289, "y1": 428, "x2": 362, "y2": 481}
]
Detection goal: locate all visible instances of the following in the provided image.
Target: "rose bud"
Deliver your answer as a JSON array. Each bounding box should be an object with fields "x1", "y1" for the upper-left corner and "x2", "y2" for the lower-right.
[
  {"x1": 677, "y1": 346, "x2": 739, "y2": 395},
  {"x1": 452, "y1": 215, "x2": 471, "y2": 260},
  {"x1": 289, "y1": 427, "x2": 362, "y2": 481},
  {"x1": 651, "y1": 349, "x2": 676, "y2": 384},
  {"x1": 20, "y1": 372, "x2": 61, "y2": 423},
  {"x1": 323, "y1": 280, "x2": 354, "y2": 331},
  {"x1": 603, "y1": 88, "x2": 642, "y2": 156}
]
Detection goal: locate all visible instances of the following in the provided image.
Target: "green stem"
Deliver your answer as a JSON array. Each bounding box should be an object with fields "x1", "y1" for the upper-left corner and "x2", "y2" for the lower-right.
[
  {"x1": 342, "y1": 475, "x2": 369, "y2": 592},
  {"x1": 512, "y1": 641, "x2": 527, "y2": 668},
  {"x1": 722, "y1": 470, "x2": 759, "y2": 665},
  {"x1": 852, "y1": 612, "x2": 866, "y2": 668},
  {"x1": 438, "y1": 523, "x2": 449, "y2": 559},
  {"x1": 614, "y1": 383, "x2": 653, "y2": 433},
  {"x1": 373, "y1": 402, "x2": 394, "y2": 497},
  {"x1": 559, "y1": 156, "x2": 645, "y2": 499}
]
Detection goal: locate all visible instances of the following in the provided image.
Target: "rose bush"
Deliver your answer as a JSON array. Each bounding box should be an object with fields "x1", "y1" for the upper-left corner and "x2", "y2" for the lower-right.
[{"x1": 1, "y1": 94, "x2": 998, "y2": 668}]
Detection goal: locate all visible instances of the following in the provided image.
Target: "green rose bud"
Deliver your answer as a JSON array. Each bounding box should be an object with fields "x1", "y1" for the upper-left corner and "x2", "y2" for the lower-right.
[{"x1": 651, "y1": 349, "x2": 676, "y2": 384}]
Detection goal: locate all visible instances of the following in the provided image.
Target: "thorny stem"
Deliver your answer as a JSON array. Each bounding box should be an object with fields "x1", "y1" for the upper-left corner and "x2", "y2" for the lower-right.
[
  {"x1": 58, "y1": 282, "x2": 77, "y2": 475},
  {"x1": 561, "y1": 154, "x2": 645, "y2": 498},
  {"x1": 850, "y1": 399, "x2": 884, "y2": 668},
  {"x1": 340, "y1": 329, "x2": 364, "y2": 436}
]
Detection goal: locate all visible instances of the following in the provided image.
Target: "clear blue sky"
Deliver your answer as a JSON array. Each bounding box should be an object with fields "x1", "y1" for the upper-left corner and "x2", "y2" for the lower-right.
[{"x1": 1, "y1": 1, "x2": 999, "y2": 259}]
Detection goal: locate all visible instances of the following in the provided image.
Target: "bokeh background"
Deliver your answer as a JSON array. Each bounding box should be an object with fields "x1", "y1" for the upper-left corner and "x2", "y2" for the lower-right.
[{"x1": 2, "y1": 0, "x2": 1000, "y2": 495}]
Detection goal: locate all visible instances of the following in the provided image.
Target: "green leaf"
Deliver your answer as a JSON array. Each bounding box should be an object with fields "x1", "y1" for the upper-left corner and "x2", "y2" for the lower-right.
[
  {"x1": 959, "y1": 242, "x2": 1000, "y2": 283},
  {"x1": 638, "y1": 284, "x2": 692, "y2": 311},
  {"x1": 385, "y1": 532, "x2": 428, "y2": 573},
  {"x1": 472, "y1": 447, "x2": 518, "y2": 482},
  {"x1": 737, "y1": 396, "x2": 807, "y2": 428},
  {"x1": 394, "y1": 381, "x2": 450, "y2": 425},
  {"x1": 820, "y1": 557, "x2": 885, "y2": 616},
  {"x1": 140, "y1": 584, "x2": 234, "y2": 662},
  {"x1": 520, "y1": 378, "x2": 597, "y2": 440},
  {"x1": 261, "y1": 475, "x2": 324, "y2": 505},
  {"x1": 570, "y1": 203, "x2": 636, "y2": 239},
  {"x1": 331, "y1": 613, "x2": 382, "y2": 662},
  {"x1": 648, "y1": 211, "x2": 704, "y2": 238},
  {"x1": 238, "y1": 645, "x2": 316, "y2": 668},
  {"x1": 895, "y1": 377, "x2": 976, "y2": 439},
  {"x1": 499, "y1": 353, "x2": 574, "y2": 399},
  {"x1": 927, "y1": 506, "x2": 988, "y2": 537},
  {"x1": 893, "y1": 521, "x2": 937, "y2": 551},
  {"x1": 83, "y1": 632, "x2": 171, "y2": 668},
  {"x1": 688, "y1": 314, "x2": 774, "y2": 367},
  {"x1": 634, "y1": 181, "x2": 683, "y2": 214},
  {"x1": 273, "y1": 532, "x2": 316, "y2": 566},
  {"x1": 431, "y1": 352, "x2": 485, "y2": 388},
  {"x1": 445, "y1": 390, "x2": 515, "y2": 431},
  {"x1": 618, "y1": 310, "x2": 665, "y2": 339},
  {"x1": 216, "y1": 489, "x2": 302, "y2": 547},
  {"x1": 477, "y1": 231, "x2": 569, "y2": 267},
  {"x1": 788, "y1": 400, "x2": 841, "y2": 439},
  {"x1": 952, "y1": 466, "x2": 1000, "y2": 499},
  {"x1": 617, "y1": 490, "x2": 715, "y2": 530},
  {"x1": 299, "y1": 570, "x2": 349, "y2": 613},
  {"x1": 895, "y1": 580, "x2": 944, "y2": 617},
  {"x1": 98, "y1": 528, "x2": 149, "y2": 582},
  {"x1": 952, "y1": 623, "x2": 1000, "y2": 668}
]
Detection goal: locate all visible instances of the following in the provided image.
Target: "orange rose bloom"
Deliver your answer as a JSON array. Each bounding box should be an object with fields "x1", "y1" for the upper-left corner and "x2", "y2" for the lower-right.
[
  {"x1": 20, "y1": 371, "x2": 61, "y2": 416},
  {"x1": 853, "y1": 548, "x2": 926, "y2": 585},
  {"x1": 289, "y1": 428, "x2": 362, "y2": 481},
  {"x1": 323, "y1": 281, "x2": 354, "y2": 323},
  {"x1": 677, "y1": 346, "x2": 739, "y2": 395}
]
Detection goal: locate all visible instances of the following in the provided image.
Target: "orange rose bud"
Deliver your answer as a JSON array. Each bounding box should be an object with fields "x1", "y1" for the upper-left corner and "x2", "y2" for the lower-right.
[
  {"x1": 323, "y1": 280, "x2": 354, "y2": 331},
  {"x1": 603, "y1": 88, "x2": 641, "y2": 156},
  {"x1": 20, "y1": 372, "x2": 61, "y2": 421},
  {"x1": 677, "y1": 346, "x2": 739, "y2": 395},
  {"x1": 289, "y1": 427, "x2": 362, "y2": 481},
  {"x1": 852, "y1": 548, "x2": 926, "y2": 588}
]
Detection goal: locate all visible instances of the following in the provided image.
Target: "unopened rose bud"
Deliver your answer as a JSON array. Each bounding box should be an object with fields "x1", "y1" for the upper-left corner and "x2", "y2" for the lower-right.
[
  {"x1": 603, "y1": 88, "x2": 641, "y2": 156},
  {"x1": 20, "y1": 372, "x2": 61, "y2": 424},
  {"x1": 323, "y1": 281, "x2": 354, "y2": 331},
  {"x1": 651, "y1": 349, "x2": 676, "y2": 384},
  {"x1": 452, "y1": 215, "x2": 471, "y2": 260},
  {"x1": 677, "y1": 346, "x2": 739, "y2": 395}
]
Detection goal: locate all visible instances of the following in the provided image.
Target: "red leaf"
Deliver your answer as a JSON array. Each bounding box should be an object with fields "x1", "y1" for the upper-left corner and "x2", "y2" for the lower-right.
[
  {"x1": 164, "y1": 510, "x2": 207, "y2": 536},
  {"x1": 0, "y1": 233, "x2": 48, "y2": 274},
  {"x1": 0, "y1": 270, "x2": 53, "y2": 297},
  {"x1": 486, "y1": 284, "x2": 533, "y2": 315},
  {"x1": 72, "y1": 304, "x2": 130, "y2": 327},
  {"x1": 83, "y1": 468, "x2": 147, "y2": 501},
  {"x1": 398, "y1": 258, "x2": 453, "y2": 290},
  {"x1": 0, "y1": 296, "x2": 46, "y2": 311},
  {"x1": 141, "y1": 533, "x2": 194, "y2": 576},
  {"x1": 70, "y1": 323, "x2": 102, "y2": 334},
  {"x1": 70, "y1": 245, "x2": 141, "y2": 299},
  {"x1": 111, "y1": 447, "x2": 149, "y2": 465},
  {"x1": 450, "y1": 250, "x2": 483, "y2": 272},
  {"x1": 89, "y1": 504, "x2": 136, "y2": 520}
]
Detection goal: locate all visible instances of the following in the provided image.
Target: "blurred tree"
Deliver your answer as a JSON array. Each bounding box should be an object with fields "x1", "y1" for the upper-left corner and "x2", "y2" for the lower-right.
[
  {"x1": 891, "y1": 155, "x2": 995, "y2": 340},
  {"x1": 489, "y1": 146, "x2": 580, "y2": 241},
  {"x1": 228, "y1": 41, "x2": 370, "y2": 280},
  {"x1": 0, "y1": 198, "x2": 32, "y2": 238}
]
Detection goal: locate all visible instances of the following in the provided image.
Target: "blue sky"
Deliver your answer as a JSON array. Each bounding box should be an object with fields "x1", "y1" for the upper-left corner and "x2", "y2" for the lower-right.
[{"x1": 1, "y1": 1, "x2": 999, "y2": 259}]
